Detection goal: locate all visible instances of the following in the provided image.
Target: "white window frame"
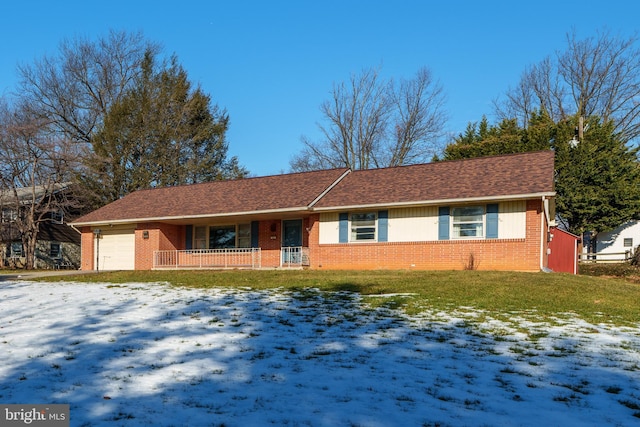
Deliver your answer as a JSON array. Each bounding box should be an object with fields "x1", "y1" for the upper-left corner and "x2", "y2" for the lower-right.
[
  {"x1": 451, "y1": 206, "x2": 485, "y2": 239},
  {"x1": 193, "y1": 223, "x2": 252, "y2": 249},
  {"x1": 624, "y1": 238, "x2": 633, "y2": 248},
  {"x1": 350, "y1": 212, "x2": 377, "y2": 242}
]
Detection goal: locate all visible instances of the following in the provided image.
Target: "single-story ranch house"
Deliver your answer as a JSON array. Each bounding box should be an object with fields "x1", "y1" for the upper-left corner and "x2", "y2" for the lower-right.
[{"x1": 72, "y1": 150, "x2": 557, "y2": 272}]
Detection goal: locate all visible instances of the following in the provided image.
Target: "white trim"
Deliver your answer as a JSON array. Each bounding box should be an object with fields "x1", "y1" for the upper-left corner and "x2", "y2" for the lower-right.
[
  {"x1": 312, "y1": 192, "x2": 556, "y2": 212},
  {"x1": 73, "y1": 206, "x2": 311, "y2": 227},
  {"x1": 73, "y1": 192, "x2": 556, "y2": 228}
]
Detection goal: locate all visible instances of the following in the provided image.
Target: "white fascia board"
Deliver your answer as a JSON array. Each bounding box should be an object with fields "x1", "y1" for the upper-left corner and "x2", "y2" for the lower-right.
[
  {"x1": 311, "y1": 192, "x2": 556, "y2": 212},
  {"x1": 72, "y1": 206, "x2": 312, "y2": 227}
]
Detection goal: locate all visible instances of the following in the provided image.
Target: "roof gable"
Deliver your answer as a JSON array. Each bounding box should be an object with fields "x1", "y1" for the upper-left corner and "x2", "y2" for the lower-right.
[{"x1": 313, "y1": 151, "x2": 555, "y2": 209}]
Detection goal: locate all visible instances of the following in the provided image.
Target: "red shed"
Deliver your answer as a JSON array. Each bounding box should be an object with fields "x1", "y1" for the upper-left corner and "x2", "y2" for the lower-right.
[{"x1": 548, "y1": 227, "x2": 580, "y2": 274}]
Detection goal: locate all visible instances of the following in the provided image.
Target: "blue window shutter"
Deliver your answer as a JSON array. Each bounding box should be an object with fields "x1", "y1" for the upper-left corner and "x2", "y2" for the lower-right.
[
  {"x1": 251, "y1": 221, "x2": 260, "y2": 248},
  {"x1": 438, "y1": 207, "x2": 450, "y2": 240},
  {"x1": 185, "y1": 225, "x2": 193, "y2": 249},
  {"x1": 378, "y1": 210, "x2": 388, "y2": 242},
  {"x1": 339, "y1": 213, "x2": 349, "y2": 243},
  {"x1": 486, "y1": 203, "x2": 499, "y2": 238}
]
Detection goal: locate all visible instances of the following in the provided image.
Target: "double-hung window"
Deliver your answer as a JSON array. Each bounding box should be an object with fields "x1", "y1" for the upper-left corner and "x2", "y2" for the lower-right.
[
  {"x1": 452, "y1": 206, "x2": 484, "y2": 238},
  {"x1": 49, "y1": 242, "x2": 61, "y2": 258},
  {"x1": 194, "y1": 226, "x2": 207, "y2": 249},
  {"x1": 351, "y1": 212, "x2": 376, "y2": 241},
  {"x1": 237, "y1": 223, "x2": 251, "y2": 248}
]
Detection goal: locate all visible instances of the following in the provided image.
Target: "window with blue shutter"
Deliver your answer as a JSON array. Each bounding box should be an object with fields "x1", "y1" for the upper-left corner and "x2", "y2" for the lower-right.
[
  {"x1": 378, "y1": 210, "x2": 388, "y2": 242},
  {"x1": 438, "y1": 207, "x2": 450, "y2": 240},
  {"x1": 339, "y1": 213, "x2": 348, "y2": 243},
  {"x1": 486, "y1": 203, "x2": 499, "y2": 238}
]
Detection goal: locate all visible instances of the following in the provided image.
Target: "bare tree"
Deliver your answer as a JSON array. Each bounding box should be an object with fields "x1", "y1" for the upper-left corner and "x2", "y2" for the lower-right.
[
  {"x1": 292, "y1": 67, "x2": 391, "y2": 171},
  {"x1": 16, "y1": 30, "x2": 159, "y2": 144},
  {"x1": 0, "y1": 99, "x2": 82, "y2": 269},
  {"x1": 291, "y1": 66, "x2": 447, "y2": 171},
  {"x1": 496, "y1": 29, "x2": 640, "y2": 143},
  {"x1": 386, "y1": 67, "x2": 447, "y2": 166}
]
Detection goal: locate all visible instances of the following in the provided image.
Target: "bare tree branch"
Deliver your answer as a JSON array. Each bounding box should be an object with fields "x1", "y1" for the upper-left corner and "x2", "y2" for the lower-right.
[
  {"x1": 292, "y1": 66, "x2": 447, "y2": 171},
  {"x1": 496, "y1": 29, "x2": 640, "y2": 143}
]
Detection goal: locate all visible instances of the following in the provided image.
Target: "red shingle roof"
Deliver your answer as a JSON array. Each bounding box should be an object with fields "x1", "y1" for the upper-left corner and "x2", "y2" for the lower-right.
[
  {"x1": 313, "y1": 151, "x2": 555, "y2": 209},
  {"x1": 73, "y1": 151, "x2": 555, "y2": 225},
  {"x1": 73, "y1": 168, "x2": 349, "y2": 224}
]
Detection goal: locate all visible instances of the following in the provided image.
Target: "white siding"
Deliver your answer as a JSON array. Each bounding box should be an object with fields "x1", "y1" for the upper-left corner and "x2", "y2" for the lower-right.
[
  {"x1": 318, "y1": 201, "x2": 527, "y2": 244},
  {"x1": 498, "y1": 201, "x2": 526, "y2": 239},
  {"x1": 319, "y1": 212, "x2": 340, "y2": 244},
  {"x1": 388, "y1": 207, "x2": 438, "y2": 242},
  {"x1": 596, "y1": 220, "x2": 639, "y2": 255}
]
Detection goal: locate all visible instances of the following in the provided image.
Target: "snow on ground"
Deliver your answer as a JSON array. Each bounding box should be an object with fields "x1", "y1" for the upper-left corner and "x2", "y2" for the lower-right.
[{"x1": 0, "y1": 280, "x2": 639, "y2": 427}]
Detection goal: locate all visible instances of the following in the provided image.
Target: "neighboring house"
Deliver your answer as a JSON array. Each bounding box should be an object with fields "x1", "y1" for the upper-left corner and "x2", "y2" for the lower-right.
[
  {"x1": 1, "y1": 185, "x2": 81, "y2": 269},
  {"x1": 583, "y1": 221, "x2": 640, "y2": 262},
  {"x1": 72, "y1": 151, "x2": 557, "y2": 272}
]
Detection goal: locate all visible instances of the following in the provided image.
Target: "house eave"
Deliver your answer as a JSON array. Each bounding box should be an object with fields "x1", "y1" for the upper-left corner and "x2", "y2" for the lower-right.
[
  {"x1": 71, "y1": 206, "x2": 312, "y2": 227},
  {"x1": 71, "y1": 191, "x2": 556, "y2": 227},
  {"x1": 311, "y1": 192, "x2": 556, "y2": 212}
]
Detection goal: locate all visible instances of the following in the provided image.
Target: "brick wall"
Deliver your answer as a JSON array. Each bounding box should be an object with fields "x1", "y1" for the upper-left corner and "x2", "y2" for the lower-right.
[
  {"x1": 135, "y1": 222, "x2": 181, "y2": 270},
  {"x1": 78, "y1": 198, "x2": 548, "y2": 272},
  {"x1": 307, "y1": 199, "x2": 546, "y2": 272},
  {"x1": 79, "y1": 227, "x2": 94, "y2": 271},
  {"x1": 258, "y1": 220, "x2": 282, "y2": 268}
]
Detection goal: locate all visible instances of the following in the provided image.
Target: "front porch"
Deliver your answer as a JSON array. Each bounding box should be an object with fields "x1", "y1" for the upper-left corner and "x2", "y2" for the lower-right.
[{"x1": 153, "y1": 247, "x2": 309, "y2": 270}]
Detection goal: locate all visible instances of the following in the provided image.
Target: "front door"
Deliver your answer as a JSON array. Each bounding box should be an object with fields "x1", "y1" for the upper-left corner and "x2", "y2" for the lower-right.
[{"x1": 282, "y1": 219, "x2": 302, "y2": 264}]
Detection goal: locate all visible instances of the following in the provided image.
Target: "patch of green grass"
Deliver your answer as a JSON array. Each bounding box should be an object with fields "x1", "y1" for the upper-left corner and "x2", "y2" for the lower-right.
[{"x1": 34, "y1": 269, "x2": 640, "y2": 326}]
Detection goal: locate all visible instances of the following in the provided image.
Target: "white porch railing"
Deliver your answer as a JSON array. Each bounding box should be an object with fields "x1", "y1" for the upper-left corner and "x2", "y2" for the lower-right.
[
  {"x1": 153, "y1": 248, "x2": 261, "y2": 269},
  {"x1": 281, "y1": 247, "x2": 310, "y2": 268}
]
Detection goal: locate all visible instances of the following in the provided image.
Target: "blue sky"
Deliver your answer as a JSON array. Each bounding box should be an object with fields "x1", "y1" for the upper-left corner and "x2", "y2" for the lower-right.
[{"x1": 1, "y1": 1, "x2": 638, "y2": 177}]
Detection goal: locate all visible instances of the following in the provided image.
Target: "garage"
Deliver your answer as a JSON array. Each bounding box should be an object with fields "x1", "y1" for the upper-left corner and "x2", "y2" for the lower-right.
[{"x1": 97, "y1": 227, "x2": 135, "y2": 270}]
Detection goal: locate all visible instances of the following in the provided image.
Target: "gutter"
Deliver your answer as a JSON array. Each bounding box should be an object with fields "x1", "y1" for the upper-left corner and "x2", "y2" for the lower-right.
[
  {"x1": 312, "y1": 192, "x2": 557, "y2": 212},
  {"x1": 71, "y1": 206, "x2": 312, "y2": 227}
]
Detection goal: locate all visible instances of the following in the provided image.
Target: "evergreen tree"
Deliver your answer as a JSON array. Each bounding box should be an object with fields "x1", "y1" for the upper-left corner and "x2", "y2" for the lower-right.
[
  {"x1": 440, "y1": 112, "x2": 553, "y2": 160},
  {"x1": 87, "y1": 52, "x2": 247, "y2": 204},
  {"x1": 553, "y1": 117, "x2": 640, "y2": 237},
  {"x1": 439, "y1": 113, "x2": 640, "y2": 239}
]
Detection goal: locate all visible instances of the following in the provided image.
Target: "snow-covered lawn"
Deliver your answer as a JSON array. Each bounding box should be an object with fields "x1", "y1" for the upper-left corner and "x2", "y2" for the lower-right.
[{"x1": 1, "y1": 280, "x2": 639, "y2": 427}]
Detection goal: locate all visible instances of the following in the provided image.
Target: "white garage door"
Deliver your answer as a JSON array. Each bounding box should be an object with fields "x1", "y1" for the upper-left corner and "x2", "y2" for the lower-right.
[{"x1": 98, "y1": 228, "x2": 135, "y2": 270}]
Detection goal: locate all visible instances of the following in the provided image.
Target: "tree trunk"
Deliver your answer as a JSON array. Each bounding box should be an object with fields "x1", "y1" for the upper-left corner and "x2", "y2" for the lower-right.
[{"x1": 631, "y1": 246, "x2": 640, "y2": 266}]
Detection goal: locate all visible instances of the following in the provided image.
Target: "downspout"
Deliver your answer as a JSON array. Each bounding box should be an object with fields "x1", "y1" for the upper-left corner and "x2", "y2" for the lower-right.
[
  {"x1": 540, "y1": 196, "x2": 552, "y2": 272},
  {"x1": 69, "y1": 223, "x2": 82, "y2": 234}
]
